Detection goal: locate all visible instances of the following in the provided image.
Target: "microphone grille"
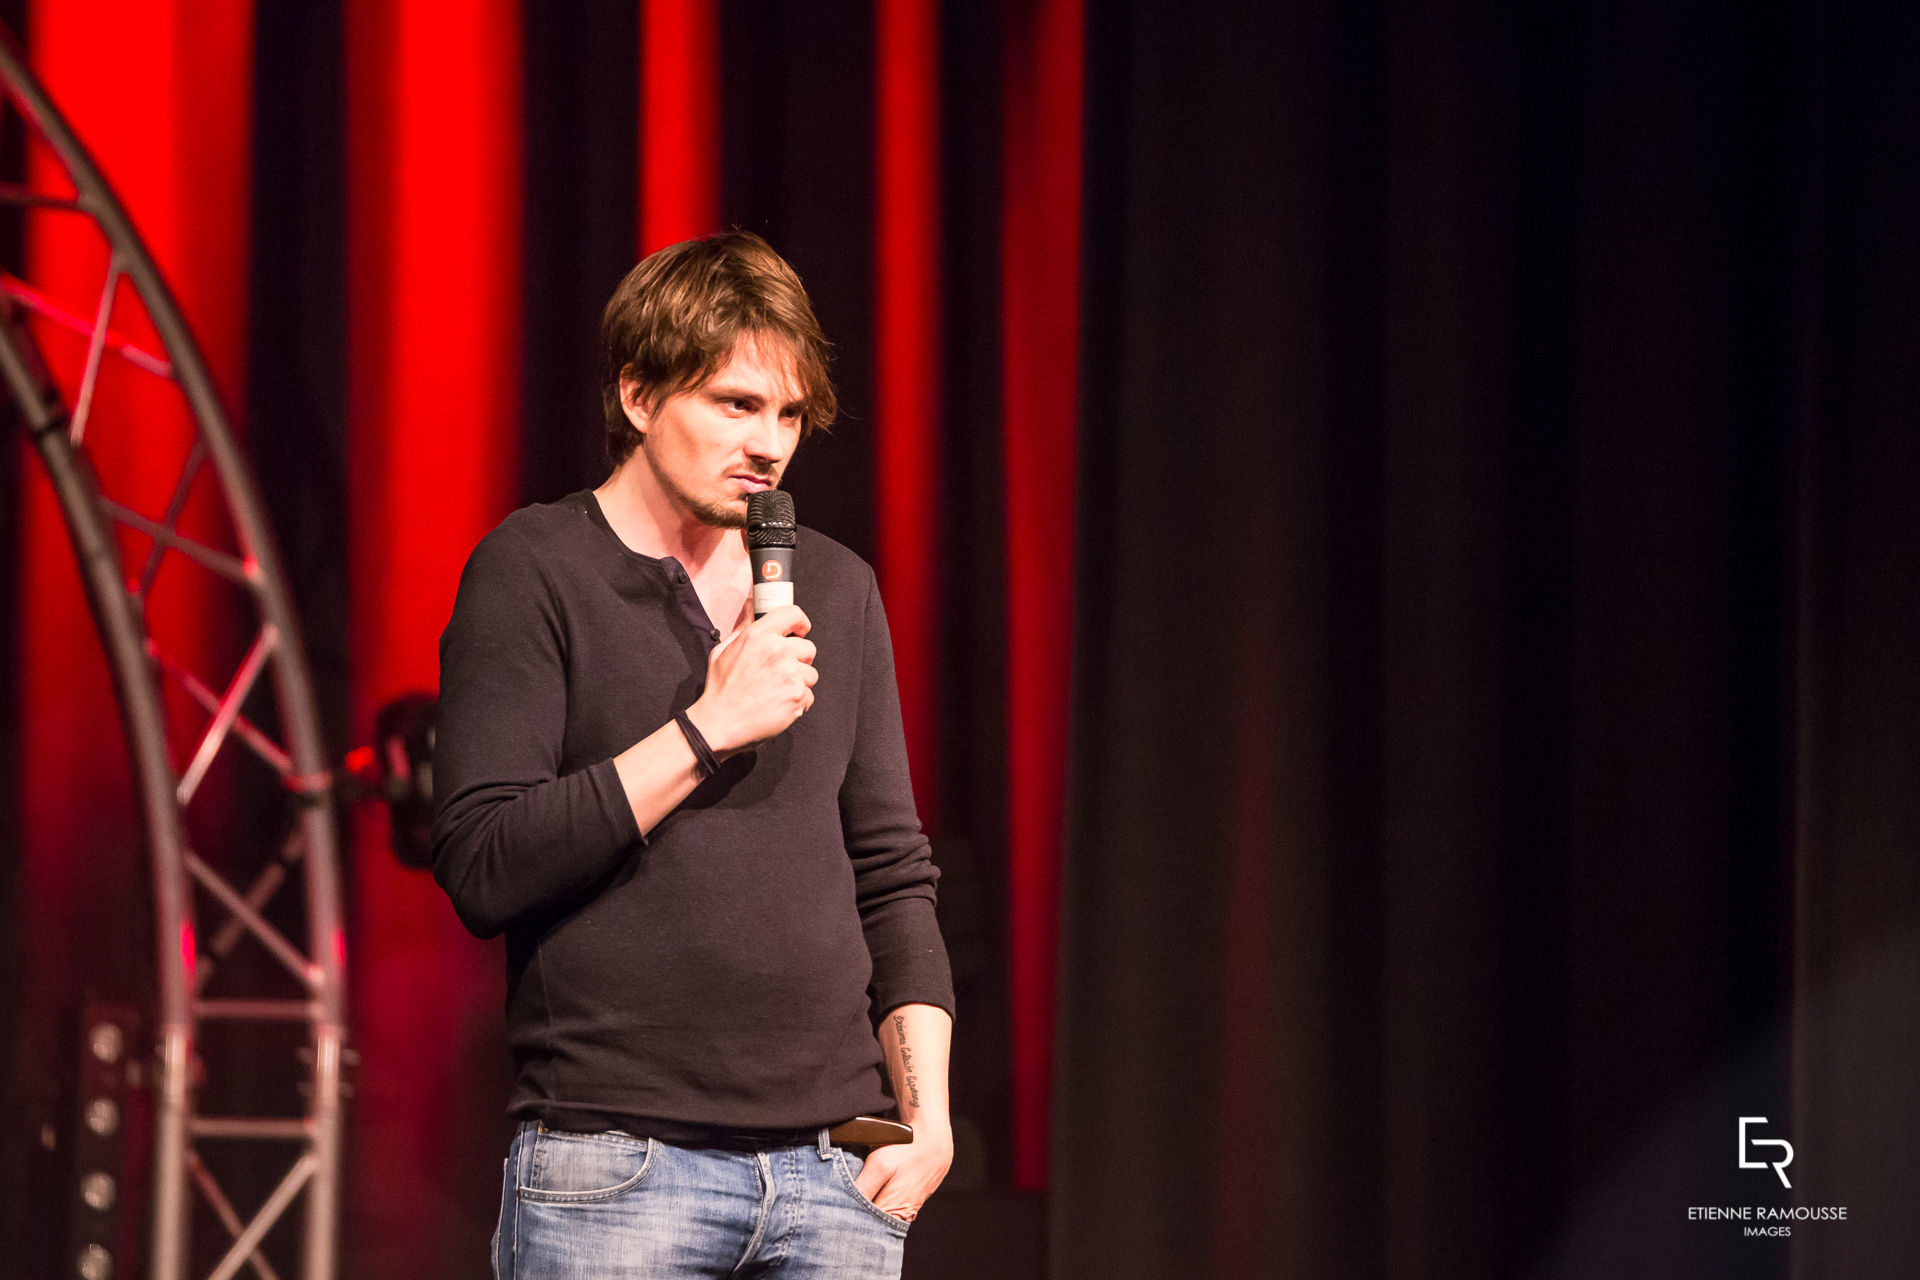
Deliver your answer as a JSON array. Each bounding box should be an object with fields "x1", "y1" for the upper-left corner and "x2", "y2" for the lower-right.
[{"x1": 745, "y1": 490, "x2": 797, "y2": 548}]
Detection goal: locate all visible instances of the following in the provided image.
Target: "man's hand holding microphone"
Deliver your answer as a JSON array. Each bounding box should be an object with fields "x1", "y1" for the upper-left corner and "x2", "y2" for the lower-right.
[
  {"x1": 680, "y1": 604, "x2": 816, "y2": 756},
  {"x1": 614, "y1": 490, "x2": 814, "y2": 826},
  {"x1": 681, "y1": 489, "x2": 812, "y2": 756}
]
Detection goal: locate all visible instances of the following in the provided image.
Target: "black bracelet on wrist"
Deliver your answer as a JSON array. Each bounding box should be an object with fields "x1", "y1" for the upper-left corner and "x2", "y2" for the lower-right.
[{"x1": 674, "y1": 709, "x2": 721, "y2": 779}]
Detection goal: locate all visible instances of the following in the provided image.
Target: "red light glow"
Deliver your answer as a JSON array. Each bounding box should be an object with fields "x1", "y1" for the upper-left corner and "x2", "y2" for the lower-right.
[
  {"x1": 640, "y1": 0, "x2": 720, "y2": 253},
  {"x1": 875, "y1": 0, "x2": 943, "y2": 830},
  {"x1": 1002, "y1": 0, "x2": 1084, "y2": 1193}
]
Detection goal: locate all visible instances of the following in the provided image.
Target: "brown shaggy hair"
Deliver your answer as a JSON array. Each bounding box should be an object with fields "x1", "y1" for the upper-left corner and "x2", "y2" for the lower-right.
[{"x1": 600, "y1": 231, "x2": 837, "y2": 465}]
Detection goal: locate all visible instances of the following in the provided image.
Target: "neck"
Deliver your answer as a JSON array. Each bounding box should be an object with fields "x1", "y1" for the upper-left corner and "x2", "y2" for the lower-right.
[{"x1": 595, "y1": 453, "x2": 741, "y2": 571}]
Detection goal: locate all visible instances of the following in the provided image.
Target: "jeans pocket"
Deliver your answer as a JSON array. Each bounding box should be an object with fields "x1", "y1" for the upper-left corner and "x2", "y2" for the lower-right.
[
  {"x1": 518, "y1": 1130, "x2": 654, "y2": 1203},
  {"x1": 833, "y1": 1150, "x2": 913, "y2": 1234}
]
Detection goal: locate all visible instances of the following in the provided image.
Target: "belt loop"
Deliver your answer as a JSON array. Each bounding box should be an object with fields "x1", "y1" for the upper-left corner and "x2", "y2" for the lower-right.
[{"x1": 817, "y1": 1127, "x2": 833, "y2": 1160}]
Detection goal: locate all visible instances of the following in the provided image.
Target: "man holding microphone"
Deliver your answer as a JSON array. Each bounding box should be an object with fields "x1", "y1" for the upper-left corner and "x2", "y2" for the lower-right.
[{"x1": 432, "y1": 231, "x2": 953, "y2": 1278}]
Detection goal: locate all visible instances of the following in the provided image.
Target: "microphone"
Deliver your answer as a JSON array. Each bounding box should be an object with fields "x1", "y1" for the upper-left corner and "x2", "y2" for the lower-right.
[{"x1": 746, "y1": 490, "x2": 796, "y2": 619}]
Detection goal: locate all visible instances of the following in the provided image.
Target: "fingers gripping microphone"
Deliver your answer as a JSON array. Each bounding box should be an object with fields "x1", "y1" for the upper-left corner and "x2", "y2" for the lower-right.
[{"x1": 746, "y1": 490, "x2": 796, "y2": 619}]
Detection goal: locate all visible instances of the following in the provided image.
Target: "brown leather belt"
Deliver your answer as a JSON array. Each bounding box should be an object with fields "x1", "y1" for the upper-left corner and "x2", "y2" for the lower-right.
[{"x1": 825, "y1": 1115, "x2": 914, "y2": 1147}]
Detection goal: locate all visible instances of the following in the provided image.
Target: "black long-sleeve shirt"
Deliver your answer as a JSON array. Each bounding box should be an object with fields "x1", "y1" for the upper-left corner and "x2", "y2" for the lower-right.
[{"x1": 431, "y1": 491, "x2": 953, "y2": 1132}]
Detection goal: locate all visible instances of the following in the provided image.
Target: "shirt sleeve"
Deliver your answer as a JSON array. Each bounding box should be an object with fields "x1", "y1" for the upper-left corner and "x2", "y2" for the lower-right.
[
  {"x1": 839, "y1": 568, "x2": 956, "y2": 1020},
  {"x1": 430, "y1": 523, "x2": 644, "y2": 938}
]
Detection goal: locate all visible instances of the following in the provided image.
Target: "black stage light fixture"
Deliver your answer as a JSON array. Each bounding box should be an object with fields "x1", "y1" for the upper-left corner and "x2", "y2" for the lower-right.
[{"x1": 341, "y1": 692, "x2": 439, "y2": 869}]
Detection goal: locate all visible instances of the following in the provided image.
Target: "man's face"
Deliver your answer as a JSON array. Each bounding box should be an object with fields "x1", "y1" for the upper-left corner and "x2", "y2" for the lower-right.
[{"x1": 623, "y1": 334, "x2": 805, "y2": 529}]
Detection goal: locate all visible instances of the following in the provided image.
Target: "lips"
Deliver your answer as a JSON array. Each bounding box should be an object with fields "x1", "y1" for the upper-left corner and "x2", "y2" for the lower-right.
[{"x1": 733, "y1": 474, "x2": 774, "y2": 491}]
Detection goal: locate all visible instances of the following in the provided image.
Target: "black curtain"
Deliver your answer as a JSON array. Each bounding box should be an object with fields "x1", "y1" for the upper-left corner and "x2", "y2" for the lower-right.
[{"x1": 1058, "y1": 0, "x2": 1920, "y2": 1277}]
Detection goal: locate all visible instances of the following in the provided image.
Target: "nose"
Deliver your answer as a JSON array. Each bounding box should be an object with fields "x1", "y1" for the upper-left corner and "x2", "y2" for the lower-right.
[{"x1": 743, "y1": 409, "x2": 793, "y2": 466}]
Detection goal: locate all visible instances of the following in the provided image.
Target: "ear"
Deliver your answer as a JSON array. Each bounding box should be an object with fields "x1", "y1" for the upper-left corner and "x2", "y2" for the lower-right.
[{"x1": 618, "y1": 371, "x2": 652, "y2": 437}]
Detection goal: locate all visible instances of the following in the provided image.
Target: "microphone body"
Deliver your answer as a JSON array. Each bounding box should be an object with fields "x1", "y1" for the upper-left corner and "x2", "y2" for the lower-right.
[{"x1": 746, "y1": 490, "x2": 797, "y2": 619}]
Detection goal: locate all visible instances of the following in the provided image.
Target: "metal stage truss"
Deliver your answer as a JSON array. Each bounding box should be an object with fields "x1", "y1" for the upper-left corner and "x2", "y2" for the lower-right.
[{"x1": 0, "y1": 28, "x2": 345, "y2": 1280}]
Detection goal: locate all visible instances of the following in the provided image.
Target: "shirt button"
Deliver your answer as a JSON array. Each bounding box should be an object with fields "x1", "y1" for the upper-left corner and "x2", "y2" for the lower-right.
[
  {"x1": 676, "y1": 570, "x2": 689, "y2": 584},
  {"x1": 709, "y1": 628, "x2": 720, "y2": 641}
]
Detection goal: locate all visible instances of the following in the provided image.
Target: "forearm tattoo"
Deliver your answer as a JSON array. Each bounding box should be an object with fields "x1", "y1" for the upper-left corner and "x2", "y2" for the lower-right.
[{"x1": 891, "y1": 1012, "x2": 923, "y2": 1110}]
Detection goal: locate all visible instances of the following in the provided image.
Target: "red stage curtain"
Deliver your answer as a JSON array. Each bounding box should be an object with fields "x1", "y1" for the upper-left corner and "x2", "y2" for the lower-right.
[
  {"x1": 1001, "y1": 0, "x2": 1083, "y2": 1193},
  {"x1": 640, "y1": 0, "x2": 719, "y2": 252},
  {"x1": 875, "y1": 0, "x2": 943, "y2": 831},
  {"x1": 345, "y1": 0, "x2": 521, "y2": 1272}
]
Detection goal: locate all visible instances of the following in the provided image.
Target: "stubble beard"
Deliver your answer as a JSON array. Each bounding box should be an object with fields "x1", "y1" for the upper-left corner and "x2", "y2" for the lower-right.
[
  {"x1": 690, "y1": 495, "x2": 749, "y2": 529},
  {"x1": 644, "y1": 449, "x2": 768, "y2": 529}
]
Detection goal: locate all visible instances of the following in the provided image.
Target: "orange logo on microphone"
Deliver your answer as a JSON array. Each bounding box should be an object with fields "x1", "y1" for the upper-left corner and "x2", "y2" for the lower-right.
[{"x1": 762, "y1": 561, "x2": 783, "y2": 581}]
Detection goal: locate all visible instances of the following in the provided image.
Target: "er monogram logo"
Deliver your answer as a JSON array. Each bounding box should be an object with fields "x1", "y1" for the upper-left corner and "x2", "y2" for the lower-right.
[{"x1": 1739, "y1": 1116, "x2": 1794, "y2": 1189}]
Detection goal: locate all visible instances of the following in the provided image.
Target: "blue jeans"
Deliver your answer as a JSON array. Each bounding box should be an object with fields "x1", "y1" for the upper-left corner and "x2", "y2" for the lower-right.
[{"x1": 493, "y1": 1121, "x2": 909, "y2": 1278}]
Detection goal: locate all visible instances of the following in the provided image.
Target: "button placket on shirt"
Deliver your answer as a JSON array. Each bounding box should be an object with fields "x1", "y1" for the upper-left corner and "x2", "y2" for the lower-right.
[{"x1": 659, "y1": 558, "x2": 722, "y2": 651}]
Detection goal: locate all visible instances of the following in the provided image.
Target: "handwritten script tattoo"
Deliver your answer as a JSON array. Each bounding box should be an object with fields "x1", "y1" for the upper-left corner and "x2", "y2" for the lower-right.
[{"x1": 892, "y1": 1013, "x2": 923, "y2": 1109}]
